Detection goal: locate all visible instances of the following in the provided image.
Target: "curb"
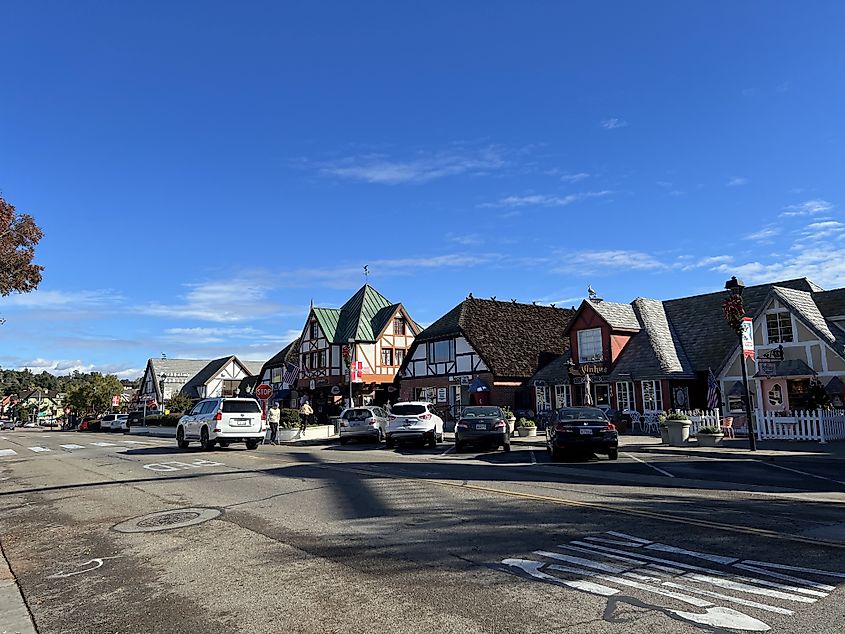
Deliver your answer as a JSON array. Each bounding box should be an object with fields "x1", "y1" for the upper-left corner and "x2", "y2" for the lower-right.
[
  {"x1": 629, "y1": 445, "x2": 845, "y2": 464},
  {"x1": 0, "y1": 541, "x2": 37, "y2": 634}
]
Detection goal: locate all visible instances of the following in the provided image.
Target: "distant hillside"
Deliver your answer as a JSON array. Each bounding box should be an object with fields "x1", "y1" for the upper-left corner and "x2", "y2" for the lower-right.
[{"x1": 0, "y1": 368, "x2": 138, "y2": 396}]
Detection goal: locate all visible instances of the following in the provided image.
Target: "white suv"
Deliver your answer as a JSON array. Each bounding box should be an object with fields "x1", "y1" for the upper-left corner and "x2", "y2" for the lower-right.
[
  {"x1": 385, "y1": 402, "x2": 445, "y2": 448},
  {"x1": 177, "y1": 398, "x2": 266, "y2": 451}
]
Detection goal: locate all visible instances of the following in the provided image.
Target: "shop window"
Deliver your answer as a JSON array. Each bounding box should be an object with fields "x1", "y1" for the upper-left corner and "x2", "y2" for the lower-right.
[
  {"x1": 428, "y1": 340, "x2": 455, "y2": 364},
  {"x1": 766, "y1": 312, "x2": 793, "y2": 344},
  {"x1": 727, "y1": 395, "x2": 745, "y2": 413},
  {"x1": 395, "y1": 349, "x2": 406, "y2": 365},
  {"x1": 616, "y1": 382, "x2": 634, "y2": 411},
  {"x1": 577, "y1": 328, "x2": 603, "y2": 363},
  {"x1": 271, "y1": 367, "x2": 283, "y2": 384},
  {"x1": 641, "y1": 380, "x2": 663, "y2": 411},
  {"x1": 554, "y1": 384, "x2": 571, "y2": 408},
  {"x1": 381, "y1": 348, "x2": 394, "y2": 366},
  {"x1": 536, "y1": 386, "x2": 551, "y2": 412}
]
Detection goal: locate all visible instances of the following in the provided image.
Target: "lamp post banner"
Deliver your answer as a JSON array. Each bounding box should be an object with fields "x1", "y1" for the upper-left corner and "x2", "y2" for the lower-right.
[{"x1": 741, "y1": 317, "x2": 754, "y2": 359}]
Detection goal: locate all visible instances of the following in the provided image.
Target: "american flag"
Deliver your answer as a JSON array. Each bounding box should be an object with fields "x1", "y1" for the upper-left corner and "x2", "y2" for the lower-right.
[
  {"x1": 282, "y1": 362, "x2": 299, "y2": 386},
  {"x1": 707, "y1": 367, "x2": 720, "y2": 410}
]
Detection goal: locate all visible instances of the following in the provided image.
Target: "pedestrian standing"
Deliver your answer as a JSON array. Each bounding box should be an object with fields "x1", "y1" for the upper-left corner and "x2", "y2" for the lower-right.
[
  {"x1": 268, "y1": 402, "x2": 281, "y2": 444},
  {"x1": 299, "y1": 401, "x2": 313, "y2": 434}
]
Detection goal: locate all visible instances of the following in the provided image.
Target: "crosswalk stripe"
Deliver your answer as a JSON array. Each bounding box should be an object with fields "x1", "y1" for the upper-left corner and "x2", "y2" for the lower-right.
[
  {"x1": 60, "y1": 444, "x2": 85, "y2": 449},
  {"x1": 0, "y1": 449, "x2": 17, "y2": 457},
  {"x1": 28, "y1": 446, "x2": 50, "y2": 453},
  {"x1": 91, "y1": 442, "x2": 117, "y2": 447}
]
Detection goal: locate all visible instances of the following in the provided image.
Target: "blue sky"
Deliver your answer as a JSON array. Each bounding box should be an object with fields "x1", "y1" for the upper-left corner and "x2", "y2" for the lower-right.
[{"x1": 1, "y1": 1, "x2": 843, "y2": 378}]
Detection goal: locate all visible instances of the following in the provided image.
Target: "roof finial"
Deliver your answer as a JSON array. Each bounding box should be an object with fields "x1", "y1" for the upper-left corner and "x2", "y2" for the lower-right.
[
  {"x1": 309, "y1": 298, "x2": 314, "y2": 310},
  {"x1": 363, "y1": 265, "x2": 369, "y2": 282}
]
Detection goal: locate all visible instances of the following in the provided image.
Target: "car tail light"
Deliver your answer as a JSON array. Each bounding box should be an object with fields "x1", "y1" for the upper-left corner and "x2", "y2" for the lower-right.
[
  {"x1": 367, "y1": 418, "x2": 377, "y2": 426},
  {"x1": 389, "y1": 415, "x2": 397, "y2": 420},
  {"x1": 456, "y1": 420, "x2": 468, "y2": 429},
  {"x1": 419, "y1": 413, "x2": 432, "y2": 420},
  {"x1": 261, "y1": 412, "x2": 266, "y2": 421},
  {"x1": 557, "y1": 424, "x2": 575, "y2": 432},
  {"x1": 494, "y1": 419, "x2": 506, "y2": 429},
  {"x1": 606, "y1": 423, "x2": 616, "y2": 431},
  {"x1": 215, "y1": 411, "x2": 223, "y2": 421},
  {"x1": 213, "y1": 428, "x2": 221, "y2": 433}
]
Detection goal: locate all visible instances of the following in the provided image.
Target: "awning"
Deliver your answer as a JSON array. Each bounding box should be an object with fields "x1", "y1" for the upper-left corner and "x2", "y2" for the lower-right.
[{"x1": 753, "y1": 359, "x2": 817, "y2": 378}]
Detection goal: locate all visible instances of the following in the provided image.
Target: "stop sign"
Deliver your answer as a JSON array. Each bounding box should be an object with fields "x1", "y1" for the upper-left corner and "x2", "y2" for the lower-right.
[{"x1": 255, "y1": 384, "x2": 273, "y2": 400}]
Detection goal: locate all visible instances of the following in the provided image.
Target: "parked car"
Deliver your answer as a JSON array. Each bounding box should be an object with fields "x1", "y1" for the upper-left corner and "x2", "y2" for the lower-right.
[
  {"x1": 79, "y1": 415, "x2": 100, "y2": 432},
  {"x1": 177, "y1": 397, "x2": 266, "y2": 451},
  {"x1": 339, "y1": 406, "x2": 390, "y2": 444},
  {"x1": 1, "y1": 419, "x2": 15, "y2": 431},
  {"x1": 455, "y1": 406, "x2": 511, "y2": 452},
  {"x1": 546, "y1": 407, "x2": 619, "y2": 460},
  {"x1": 385, "y1": 402, "x2": 445, "y2": 448},
  {"x1": 99, "y1": 414, "x2": 128, "y2": 432}
]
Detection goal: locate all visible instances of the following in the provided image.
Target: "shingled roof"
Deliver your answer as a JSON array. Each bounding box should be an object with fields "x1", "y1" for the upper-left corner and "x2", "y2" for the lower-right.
[
  {"x1": 311, "y1": 285, "x2": 415, "y2": 343},
  {"x1": 412, "y1": 298, "x2": 575, "y2": 379},
  {"x1": 589, "y1": 300, "x2": 641, "y2": 331}
]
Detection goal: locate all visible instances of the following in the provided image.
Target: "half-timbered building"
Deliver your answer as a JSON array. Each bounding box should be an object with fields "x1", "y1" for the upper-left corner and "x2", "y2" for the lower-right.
[
  {"x1": 398, "y1": 297, "x2": 574, "y2": 418},
  {"x1": 139, "y1": 356, "x2": 263, "y2": 407},
  {"x1": 295, "y1": 284, "x2": 420, "y2": 418}
]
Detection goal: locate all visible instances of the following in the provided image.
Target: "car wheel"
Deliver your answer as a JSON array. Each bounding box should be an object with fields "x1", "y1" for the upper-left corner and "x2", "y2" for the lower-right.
[
  {"x1": 200, "y1": 427, "x2": 214, "y2": 451},
  {"x1": 218, "y1": 440, "x2": 230, "y2": 448},
  {"x1": 176, "y1": 427, "x2": 189, "y2": 449},
  {"x1": 551, "y1": 446, "x2": 564, "y2": 461},
  {"x1": 455, "y1": 441, "x2": 465, "y2": 453},
  {"x1": 608, "y1": 448, "x2": 619, "y2": 461},
  {"x1": 340, "y1": 437, "x2": 348, "y2": 445},
  {"x1": 427, "y1": 432, "x2": 437, "y2": 448},
  {"x1": 246, "y1": 440, "x2": 259, "y2": 450}
]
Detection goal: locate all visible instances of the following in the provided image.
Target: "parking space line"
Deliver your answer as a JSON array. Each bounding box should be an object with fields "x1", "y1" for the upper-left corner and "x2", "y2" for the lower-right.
[
  {"x1": 439, "y1": 445, "x2": 454, "y2": 457},
  {"x1": 752, "y1": 459, "x2": 845, "y2": 488},
  {"x1": 623, "y1": 452, "x2": 675, "y2": 478}
]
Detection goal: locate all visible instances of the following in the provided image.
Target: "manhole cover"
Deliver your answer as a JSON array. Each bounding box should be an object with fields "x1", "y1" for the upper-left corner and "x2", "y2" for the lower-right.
[{"x1": 113, "y1": 507, "x2": 222, "y2": 533}]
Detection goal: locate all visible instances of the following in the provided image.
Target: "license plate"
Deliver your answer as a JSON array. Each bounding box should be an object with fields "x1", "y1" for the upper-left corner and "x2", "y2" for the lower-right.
[
  {"x1": 232, "y1": 418, "x2": 250, "y2": 427},
  {"x1": 579, "y1": 428, "x2": 593, "y2": 435},
  {"x1": 475, "y1": 424, "x2": 487, "y2": 430}
]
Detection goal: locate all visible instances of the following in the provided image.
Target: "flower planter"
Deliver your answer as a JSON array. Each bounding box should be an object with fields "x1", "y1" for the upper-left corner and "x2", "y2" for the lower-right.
[
  {"x1": 666, "y1": 419, "x2": 692, "y2": 447},
  {"x1": 517, "y1": 427, "x2": 537, "y2": 437},
  {"x1": 277, "y1": 428, "x2": 300, "y2": 442},
  {"x1": 659, "y1": 426, "x2": 670, "y2": 444},
  {"x1": 696, "y1": 432, "x2": 724, "y2": 447}
]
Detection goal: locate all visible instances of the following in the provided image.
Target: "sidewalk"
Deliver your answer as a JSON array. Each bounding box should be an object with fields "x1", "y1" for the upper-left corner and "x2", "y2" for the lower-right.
[
  {"x1": 0, "y1": 542, "x2": 36, "y2": 634},
  {"x1": 623, "y1": 435, "x2": 845, "y2": 463}
]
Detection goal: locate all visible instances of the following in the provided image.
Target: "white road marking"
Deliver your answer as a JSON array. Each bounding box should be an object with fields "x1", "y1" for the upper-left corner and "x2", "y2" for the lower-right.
[
  {"x1": 535, "y1": 550, "x2": 627, "y2": 573},
  {"x1": 28, "y1": 446, "x2": 50, "y2": 453},
  {"x1": 121, "y1": 440, "x2": 147, "y2": 444},
  {"x1": 752, "y1": 459, "x2": 845, "y2": 487},
  {"x1": 439, "y1": 445, "x2": 454, "y2": 457},
  {"x1": 741, "y1": 560, "x2": 845, "y2": 579},
  {"x1": 732, "y1": 564, "x2": 835, "y2": 592},
  {"x1": 0, "y1": 449, "x2": 18, "y2": 457},
  {"x1": 645, "y1": 543, "x2": 738, "y2": 565},
  {"x1": 47, "y1": 556, "x2": 120, "y2": 579},
  {"x1": 660, "y1": 581, "x2": 794, "y2": 615},
  {"x1": 60, "y1": 444, "x2": 85, "y2": 450},
  {"x1": 606, "y1": 531, "x2": 652, "y2": 544},
  {"x1": 623, "y1": 452, "x2": 675, "y2": 477},
  {"x1": 91, "y1": 442, "x2": 117, "y2": 447},
  {"x1": 502, "y1": 558, "x2": 619, "y2": 596},
  {"x1": 142, "y1": 459, "x2": 224, "y2": 472},
  {"x1": 584, "y1": 536, "x2": 645, "y2": 548},
  {"x1": 530, "y1": 450, "x2": 537, "y2": 465}
]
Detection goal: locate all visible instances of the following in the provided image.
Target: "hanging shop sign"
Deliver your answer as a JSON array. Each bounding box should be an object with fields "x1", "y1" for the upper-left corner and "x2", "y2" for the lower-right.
[{"x1": 741, "y1": 317, "x2": 754, "y2": 360}]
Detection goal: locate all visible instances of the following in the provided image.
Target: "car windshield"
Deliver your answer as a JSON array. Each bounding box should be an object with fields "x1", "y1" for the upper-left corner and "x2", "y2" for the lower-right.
[
  {"x1": 342, "y1": 408, "x2": 371, "y2": 421},
  {"x1": 222, "y1": 400, "x2": 261, "y2": 413},
  {"x1": 392, "y1": 404, "x2": 426, "y2": 416},
  {"x1": 462, "y1": 407, "x2": 502, "y2": 418},
  {"x1": 557, "y1": 408, "x2": 608, "y2": 421}
]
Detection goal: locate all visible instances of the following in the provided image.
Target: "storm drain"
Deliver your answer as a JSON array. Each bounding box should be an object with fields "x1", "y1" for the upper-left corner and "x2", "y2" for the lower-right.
[{"x1": 113, "y1": 507, "x2": 222, "y2": 533}]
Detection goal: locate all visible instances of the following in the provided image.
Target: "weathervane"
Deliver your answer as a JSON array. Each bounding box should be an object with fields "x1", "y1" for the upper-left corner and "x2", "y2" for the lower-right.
[{"x1": 363, "y1": 265, "x2": 369, "y2": 281}]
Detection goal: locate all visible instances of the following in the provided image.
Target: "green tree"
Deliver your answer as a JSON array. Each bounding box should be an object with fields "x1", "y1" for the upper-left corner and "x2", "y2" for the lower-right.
[
  {"x1": 65, "y1": 374, "x2": 123, "y2": 414},
  {"x1": 166, "y1": 392, "x2": 194, "y2": 414},
  {"x1": 1, "y1": 195, "x2": 44, "y2": 297}
]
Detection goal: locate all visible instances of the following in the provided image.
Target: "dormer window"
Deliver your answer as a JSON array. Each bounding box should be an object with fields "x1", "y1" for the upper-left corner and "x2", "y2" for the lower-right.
[
  {"x1": 577, "y1": 328, "x2": 603, "y2": 363},
  {"x1": 766, "y1": 312, "x2": 793, "y2": 344},
  {"x1": 393, "y1": 317, "x2": 406, "y2": 335},
  {"x1": 310, "y1": 321, "x2": 319, "y2": 340}
]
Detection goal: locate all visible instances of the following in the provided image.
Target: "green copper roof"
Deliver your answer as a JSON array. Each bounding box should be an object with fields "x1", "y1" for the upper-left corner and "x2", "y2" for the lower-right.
[
  {"x1": 312, "y1": 307, "x2": 341, "y2": 341},
  {"x1": 335, "y1": 284, "x2": 395, "y2": 342}
]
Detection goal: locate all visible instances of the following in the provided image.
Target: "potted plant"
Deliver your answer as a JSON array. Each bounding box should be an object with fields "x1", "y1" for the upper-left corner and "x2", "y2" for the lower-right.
[
  {"x1": 516, "y1": 418, "x2": 537, "y2": 437},
  {"x1": 502, "y1": 406, "x2": 517, "y2": 435},
  {"x1": 696, "y1": 426, "x2": 724, "y2": 447},
  {"x1": 277, "y1": 408, "x2": 302, "y2": 442},
  {"x1": 658, "y1": 414, "x2": 670, "y2": 444},
  {"x1": 664, "y1": 411, "x2": 692, "y2": 446}
]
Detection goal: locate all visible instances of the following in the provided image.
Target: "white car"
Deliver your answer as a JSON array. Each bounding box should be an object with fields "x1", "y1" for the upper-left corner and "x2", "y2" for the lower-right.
[
  {"x1": 339, "y1": 406, "x2": 390, "y2": 444},
  {"x1": 177, "y1": 397, "x2": 266, "y2": 451},
  {"x1": 385, "y1": 402, "x2": 445, "y2": 448},
  {"x1": 100, "y1": 414, "x2": 128, "y2": 432}
]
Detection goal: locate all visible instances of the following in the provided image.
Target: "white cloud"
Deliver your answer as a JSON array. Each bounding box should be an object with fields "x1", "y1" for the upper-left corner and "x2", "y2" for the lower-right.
[
  {"x1": 801, "y1": 220, "x2": 845, "y2": 241},
  {"x1": 556, "y1": 250, "x2": 665, "y2": 273},
  {"x1": 313, "y1": 146, "x2": 505, "y2": 184},
  {"x1": 600, "y1": 118, "x2": 628, "y2": 129},
  {"x1": 4, "y1": 289, "x2": 121, "y2": 308},
  {"x1": 727, "y1": 177, "x2": 748, "y2": 187},
  {"x1": 677, "y1": 255, "x2": 733, "y2": 271},
  {"x1": 7, "y1": 357, "x2": 141, "y2": 378},
  {"x1": 780, "y1": 199, "x2": 834, "y2": 217},
  {"x1": 747, "y1": 226, "x2": 781, "y2": 241},
  {"x1": 445, "y1": 232, "x2": 483, "y2": 246},
  {"x1": 163, "y1": 326, "x2": 288, "y2": 345},
  {"x1": 559, "y1": 172, "x2": 590, "y2": 183},
  {"x1": 481, "y1": 190, "x2": 613, "y2": 209}
]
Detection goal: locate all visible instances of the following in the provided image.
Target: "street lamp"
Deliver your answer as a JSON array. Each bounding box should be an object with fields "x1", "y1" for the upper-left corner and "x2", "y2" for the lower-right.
[
  {"x1": 347, "y1": 338, "x2": 355, "y2": 408},
  {"x1": 159, "y1": 373, "x2": 168, "y2": 412},
  {"x1": 723, "y1": 276, "x2": 758, "y2": 451}
]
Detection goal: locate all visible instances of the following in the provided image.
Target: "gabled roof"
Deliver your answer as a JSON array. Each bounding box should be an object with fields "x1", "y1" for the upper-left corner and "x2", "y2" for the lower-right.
[
  {"x1": 262, "y1": 340, "x2": 300, "y2": 371},
  {"x1": 147, "y1": 358, "x2": 211, "y2": 383},
  {"x1": 813, "y1": 288, "x2": 845, "y2": 319},
  {"x1": 177, "y1": 356, "x2": 263, "y2": 399},
  {"x1": 588, "y1": 299, "x2": 642, "y2": 331},
  {"x1": 662, "y1": 278, "x2": 820, "y2": 374},
  {"x1": 409, "y1": 297, "x2": 575, "y2": 378},
  {"x1": 310, "y1": 285, "x2": 402, "y2": 344},
  {"x1": 764, "y1": 286, "x2": 845, "y2": 358}
]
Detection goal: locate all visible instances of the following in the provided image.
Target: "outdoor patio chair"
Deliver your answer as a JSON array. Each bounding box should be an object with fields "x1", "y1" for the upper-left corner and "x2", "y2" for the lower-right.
[
  {"x1": 629, "y1": 410, "x2": 642, "y2": 432},
  {"x1": 642, "y1": 412, "x2": 659, "y2": 435}
]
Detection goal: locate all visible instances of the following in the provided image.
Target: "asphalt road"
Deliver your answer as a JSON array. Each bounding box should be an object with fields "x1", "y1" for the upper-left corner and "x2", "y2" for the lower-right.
[{"x1": 1, "y1": 429, "x2": 844, "y2": 634}]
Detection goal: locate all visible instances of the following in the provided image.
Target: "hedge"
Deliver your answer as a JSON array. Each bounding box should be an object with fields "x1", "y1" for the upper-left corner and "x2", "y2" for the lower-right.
[{"x1": 143, "y1": 414, "x2": 183, "y2": 428}]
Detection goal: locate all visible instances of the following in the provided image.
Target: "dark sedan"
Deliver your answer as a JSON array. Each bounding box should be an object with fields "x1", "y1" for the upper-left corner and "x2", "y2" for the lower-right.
[
  {"x1": 455, "y1": 406, "x2": 511, "y2": 452},
  {"x1": 546, "y1": 407, "x2": 618, "y2": 460}
]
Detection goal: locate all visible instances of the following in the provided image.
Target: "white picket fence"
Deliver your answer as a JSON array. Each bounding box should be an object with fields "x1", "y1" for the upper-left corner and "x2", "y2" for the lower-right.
[
  {"x1": 676, "y1": 410, "x2": 722, "y2": 437},
  {"x1": 754, "y1": 409, "x2": 845, "y2": 443}
]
